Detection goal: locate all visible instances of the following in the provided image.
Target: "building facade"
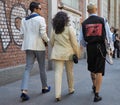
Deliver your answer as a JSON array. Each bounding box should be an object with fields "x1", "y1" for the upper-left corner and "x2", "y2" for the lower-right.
[{"x1": 81, "y1": 0, "x2": 120, "y2": 29}]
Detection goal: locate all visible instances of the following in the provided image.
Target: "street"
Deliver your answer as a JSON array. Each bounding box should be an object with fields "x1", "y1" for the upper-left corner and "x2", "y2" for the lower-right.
[{"x1": 0, "y1": 58, "x2": 120, "y2": 105}]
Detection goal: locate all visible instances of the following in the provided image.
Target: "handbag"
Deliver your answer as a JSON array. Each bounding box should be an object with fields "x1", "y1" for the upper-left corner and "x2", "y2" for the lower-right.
[{"x1": 72, "y1": 54, "x2": 78, "y2": 64}]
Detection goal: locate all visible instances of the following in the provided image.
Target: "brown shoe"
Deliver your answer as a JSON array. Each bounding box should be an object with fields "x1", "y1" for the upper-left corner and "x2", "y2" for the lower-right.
[
  {"x1": 56, "y1": 97, "x2": 61, "y2": 102},
  {"x1": 69, "y1": 91, "x2": 74, "y2": 94}
]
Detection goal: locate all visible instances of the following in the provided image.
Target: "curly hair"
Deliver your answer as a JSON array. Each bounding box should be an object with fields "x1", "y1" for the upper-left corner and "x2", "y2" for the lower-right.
[{"x1": 52, "y1": 11, "x2": 69, "y2": 34}]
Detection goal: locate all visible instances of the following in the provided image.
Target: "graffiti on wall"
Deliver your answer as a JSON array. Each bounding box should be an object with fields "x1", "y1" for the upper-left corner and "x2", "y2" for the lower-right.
[
  {"x1": 0, "y1": 0, "x2": 10, "y2": 51},
  {"x1": 11, "y1": 4, "x2": 26, "y2": 46},
  {"x1": 69, "y1": 14, "x2": 81, "y2": 43},
  {"x1": 0, "y1": 0, "x2": 27, "y2": 52}
]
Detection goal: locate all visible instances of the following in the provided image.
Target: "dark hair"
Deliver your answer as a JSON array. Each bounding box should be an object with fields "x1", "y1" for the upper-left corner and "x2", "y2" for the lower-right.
[
  {"x1": 29, "y1": 2, "x2": 40, "y2": 13},
  {"x1": 114, "y1": 28, "x2": 119, "y2": 34},
  {"x1": 52, "y1": 11, "x2": 69, "y2": 34}
]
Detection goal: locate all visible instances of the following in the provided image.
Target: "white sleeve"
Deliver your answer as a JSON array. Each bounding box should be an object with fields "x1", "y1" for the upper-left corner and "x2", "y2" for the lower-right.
[
  {"x1": 39, "y1": 17, "x2": 46, "y2": 36},
  {"x1": 104, "y1": 19, "x2": 114, "y2": 51},
  {"x1": 20, "y1": 19, "x2": 24, "y2": 35},
  {"x1": 20, "y1": 18, "x2": 24, "y2": 38},
  {"x1": 79, "y1": 26, "x2": 86, "y2": 47},
  {"x1": 39, "y1": 17, "x2": 49, "y2": 42}
]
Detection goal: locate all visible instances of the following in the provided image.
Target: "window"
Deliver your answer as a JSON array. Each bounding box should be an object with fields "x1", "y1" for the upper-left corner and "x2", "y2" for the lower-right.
[
  {"x1": 62, "y1": 0, "x2": 79, "y2": 10},
  {"x1": 89, "y1": 0, "x2": 98, "y2": 5}
]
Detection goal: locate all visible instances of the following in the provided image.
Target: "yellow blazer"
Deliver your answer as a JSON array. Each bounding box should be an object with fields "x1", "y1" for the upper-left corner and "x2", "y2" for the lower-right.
[{"x1": 50, "y1": 26, "x2": 80, "y2": 60}]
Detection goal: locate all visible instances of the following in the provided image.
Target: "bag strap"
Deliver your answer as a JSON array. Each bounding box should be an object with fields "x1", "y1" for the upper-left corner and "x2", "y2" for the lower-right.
[{"x1": 97, "y1": 44, "x2": 113, "y2": 65}]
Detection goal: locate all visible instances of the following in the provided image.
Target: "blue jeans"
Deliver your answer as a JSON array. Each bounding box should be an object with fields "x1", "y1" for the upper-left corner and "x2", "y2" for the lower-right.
[{"x1": 21, "y1": 50, "x2": 48, "y2": 90}]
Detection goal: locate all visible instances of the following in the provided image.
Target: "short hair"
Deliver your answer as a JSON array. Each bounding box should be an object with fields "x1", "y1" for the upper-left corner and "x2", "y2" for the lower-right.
[
  {"x1": 29, "y1": 2, "x2": 40, "y2": 12},
  {"x1": 87, "y1": 2, "x2": 97, "y2": 10}
]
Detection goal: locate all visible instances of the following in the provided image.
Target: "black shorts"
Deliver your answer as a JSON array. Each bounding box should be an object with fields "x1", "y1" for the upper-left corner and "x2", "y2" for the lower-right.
[{"x1": 86, "y1": 43, "x2": 106, "y2": 75}]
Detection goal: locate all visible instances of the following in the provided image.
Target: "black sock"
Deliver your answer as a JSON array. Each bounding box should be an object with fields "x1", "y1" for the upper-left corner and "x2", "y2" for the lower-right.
[{"x1": 95, "y1": 93, "x2": 99, "y2": 97}]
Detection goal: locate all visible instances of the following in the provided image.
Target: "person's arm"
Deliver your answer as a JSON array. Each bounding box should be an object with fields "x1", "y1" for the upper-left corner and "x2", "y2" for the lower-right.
[
  {"x1": 20, "y1": 18, "x2": 24, "y2": 39},
  {"x1": 115, "y1": 34, "x2": 120, "y2": 41},
  {"x1": 39, "y1": 17, "x2": 49, "y2": 42},
  {"x1": 118, "y1": 35, "x2": 120, "y2": 41},
  {"x1": 50, "y1": 29, "x2": 54, "y2": 47},
  {"x1": 104, "y1": 19, "x2": 114, "y2": 51},
  {"x1": 79, "y1": 26, "x2": 86, "y2": 47},
  {"x1": 69, "y1": 26, "x2": 80, "y2": 58}
]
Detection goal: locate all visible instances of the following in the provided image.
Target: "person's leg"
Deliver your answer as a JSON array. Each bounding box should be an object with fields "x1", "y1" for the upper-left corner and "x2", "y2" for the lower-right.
[
  {"x1": 87, "y1": 44, "x2": 97, "y2": 93},
  {"x1": 36, "y1": 51, "x2": 48, "y2": 88},
  {"x1": 21, "y1": 50, "x2": 35, "y2": 101},
  {"x1": 21, "y1": 50, "x2": 35, "y2": 91},
  {"x1": 112, "y1": 47, "x2": 116, "y2": 58},
  {"x1": 95, "y1": 73, "x2": 102, "y2": 92},
  {"x1": 94, "y1": 73, "x2": 102, "y2": 102},
  {"x1": 113, "y1": 42, "x2": 116, "y2": 58},
  {"x1": 93, "y1": 58, "x2": 104, "y2": 102},
  {"x1": 65, "y1": 60, "x2": 74, "y2": 94},
  {"x1": 117, "y1": 47, "x2": 120, "y2": 58},
  {"x1": 54, "y1": 60, "x2": 64, "y2": 100},
  {"x1": 91, "y1": 72, "x2": 96, "y2": 93}
]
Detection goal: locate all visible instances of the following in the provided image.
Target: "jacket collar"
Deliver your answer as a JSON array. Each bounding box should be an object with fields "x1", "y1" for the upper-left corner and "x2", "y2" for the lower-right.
[{"x1": 89, "y1": 14, "x2": 97, "y2": 17}]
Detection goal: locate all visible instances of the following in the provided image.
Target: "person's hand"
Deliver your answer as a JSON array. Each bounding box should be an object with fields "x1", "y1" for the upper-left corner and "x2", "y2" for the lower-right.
[{"x1": 109, "y1": 49, "x2": 113, "y2": 56}]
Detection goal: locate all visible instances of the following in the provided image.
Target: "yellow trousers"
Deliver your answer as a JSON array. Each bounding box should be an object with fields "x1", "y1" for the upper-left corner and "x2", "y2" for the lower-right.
[{"x1": 54, "y1": 60, "x2": 74, "y2": 98}]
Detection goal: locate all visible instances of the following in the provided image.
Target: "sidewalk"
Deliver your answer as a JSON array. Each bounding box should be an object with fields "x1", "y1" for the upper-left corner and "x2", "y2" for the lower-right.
[{"x1": 0, "y1": 58, "x2": 120, "y2": 105}]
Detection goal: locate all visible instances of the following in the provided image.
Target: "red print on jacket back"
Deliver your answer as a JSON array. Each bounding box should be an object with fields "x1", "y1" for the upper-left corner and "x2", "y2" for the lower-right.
[{"x1": 86, "y1": 24, "x2": 102, "y2": 36}]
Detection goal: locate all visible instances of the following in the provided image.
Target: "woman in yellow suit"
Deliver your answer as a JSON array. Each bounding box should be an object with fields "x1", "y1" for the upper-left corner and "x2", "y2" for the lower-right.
[{"x1": 50, "y1": 11, "x2": 80, "y2": 101}]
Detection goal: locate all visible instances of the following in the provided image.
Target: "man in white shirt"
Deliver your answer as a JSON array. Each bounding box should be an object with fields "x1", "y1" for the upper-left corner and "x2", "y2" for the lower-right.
[
  {"x1": 79, "y1": 3, "x2": 114, "y2": 102},
  {"x1": 20, "y1": 1, "x2": 50, "y2": 101}
]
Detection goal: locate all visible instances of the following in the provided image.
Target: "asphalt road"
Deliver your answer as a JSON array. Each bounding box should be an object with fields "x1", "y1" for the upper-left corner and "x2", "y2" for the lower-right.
[{"x1": 0, "y1": 58, "x2": 120, "y2": 105}]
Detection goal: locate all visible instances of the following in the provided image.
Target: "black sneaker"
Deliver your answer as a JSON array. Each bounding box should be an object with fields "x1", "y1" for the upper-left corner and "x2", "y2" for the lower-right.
[
  {"x1": 20, "y1": 93, "x2": 30, "y2": 102},
  {"x1": 42, "y1": 86, "x2": 51, "y2": 93},
  {"x1": 94, "y1": 96, "x2": 102, "y2": 102}
]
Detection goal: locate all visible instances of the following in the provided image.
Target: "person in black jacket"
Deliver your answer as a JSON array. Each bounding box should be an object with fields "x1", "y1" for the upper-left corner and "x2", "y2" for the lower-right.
[{"x1": 80, "y1": 3, "x2": 114, "y2": 102}]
